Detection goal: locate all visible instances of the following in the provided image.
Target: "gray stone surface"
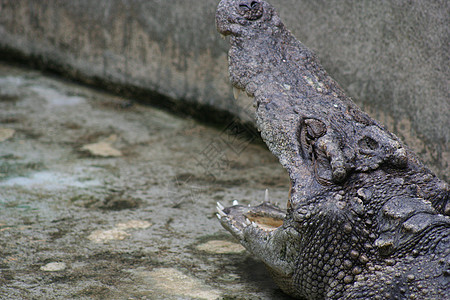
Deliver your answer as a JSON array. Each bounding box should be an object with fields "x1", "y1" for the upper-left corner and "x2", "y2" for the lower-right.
[
  {"x1": 0, "y1": 0, "x2": 448, "y2": 180},
  {"x1": 0, "y1": 62, "x2": 292, "y2": 299}
]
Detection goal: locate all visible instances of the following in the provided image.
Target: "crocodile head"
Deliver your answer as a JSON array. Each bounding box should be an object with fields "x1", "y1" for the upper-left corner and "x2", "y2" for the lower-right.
[{"x1": 216, "y1": 1, "x2": 450, "y2": 299}]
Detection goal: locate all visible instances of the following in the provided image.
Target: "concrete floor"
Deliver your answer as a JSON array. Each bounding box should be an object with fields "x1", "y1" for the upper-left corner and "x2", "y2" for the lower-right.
[{"x1": 0, "y1": 63, "x2": 293, "y2": 299}]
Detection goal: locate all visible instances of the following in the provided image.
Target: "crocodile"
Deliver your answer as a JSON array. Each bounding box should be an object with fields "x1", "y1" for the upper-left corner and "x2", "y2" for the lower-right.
[{"x1": 215, "y1": 0, "x2": 450, "y2": 299}]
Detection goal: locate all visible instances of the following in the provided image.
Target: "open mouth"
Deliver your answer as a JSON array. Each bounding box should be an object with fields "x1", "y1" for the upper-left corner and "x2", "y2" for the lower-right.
[
  {"x1": 216, "y1": 189, "x2": 286, "y2": 239},
  {"x1": 215, "y1": 79, "x2": 289, "y2": 238}
]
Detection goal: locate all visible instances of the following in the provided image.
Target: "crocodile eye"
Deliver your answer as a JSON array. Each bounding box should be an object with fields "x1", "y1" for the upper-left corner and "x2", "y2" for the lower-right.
[
  {"x1": 298, "y1": 118, "x2": 327, "y2": 160},
  {"x1": 304, "y1": 118, "x2": 327, "y2": 140},
  {"x1": 358, "y1": 136, "x2": 379, "y2": 153}
]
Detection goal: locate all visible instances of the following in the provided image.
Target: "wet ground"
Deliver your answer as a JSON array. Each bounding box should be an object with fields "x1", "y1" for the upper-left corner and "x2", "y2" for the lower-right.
[{"x1": 0, "y1": 63, "x2": 293, "y2": 299}]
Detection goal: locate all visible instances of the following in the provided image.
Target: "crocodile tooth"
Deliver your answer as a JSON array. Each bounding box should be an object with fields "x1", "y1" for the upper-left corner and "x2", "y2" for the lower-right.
[
  {"x1": 217, "y1": 209, "x2": 227, "y2": 218},
  {"x1": 245, "y1": 218, "x2": 251, "y2": 225},
  {"x1": 217, "y1": 202, "x2": 225, "y2": 211},
  {"x1": 233, "y1": 87, "x2": 241, "y2": 100},
  {"x1": 232, "y1": 199, "x2": 239, "y2": 206},
  {"x1": 216, "y1": 213, "x2": 221, "y2": 220},
  {"x1": 216, "y1": 202, "x2": 227, "y2": 218},
  {"x1": 264, "y1": 189, "x2": 270, "y2": 202},
  {"x1": 251, "y1": 222, "x2": 258, "y2": 228}
]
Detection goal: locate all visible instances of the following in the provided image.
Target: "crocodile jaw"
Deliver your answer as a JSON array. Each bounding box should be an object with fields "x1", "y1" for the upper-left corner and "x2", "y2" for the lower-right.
[{"x1": 216, "y1": 200, "x2": 297, "y2": 280}]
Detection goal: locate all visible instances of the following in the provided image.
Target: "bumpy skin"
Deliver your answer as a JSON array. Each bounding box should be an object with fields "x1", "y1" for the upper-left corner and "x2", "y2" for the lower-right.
[{"x1": 215, "y1": 1, "x2": 450, "y2": 299}]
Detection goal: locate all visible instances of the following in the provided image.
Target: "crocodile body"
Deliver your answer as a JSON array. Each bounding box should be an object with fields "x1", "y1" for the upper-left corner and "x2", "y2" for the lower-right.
[{"x1": 215, "y1": 1, "x2": 449, "y2": 299}]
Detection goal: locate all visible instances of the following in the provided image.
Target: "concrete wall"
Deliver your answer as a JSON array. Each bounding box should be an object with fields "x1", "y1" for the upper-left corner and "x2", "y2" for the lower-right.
[{"x1": 0, "y1": 0, "x2": 448, "y2": 180}]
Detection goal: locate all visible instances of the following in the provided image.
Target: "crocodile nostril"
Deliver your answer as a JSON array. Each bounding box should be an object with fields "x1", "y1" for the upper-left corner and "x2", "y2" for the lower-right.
[
  {"x1": 239, "y1": 0, "x2": 258, "y2": 9},
  {"x1": 238, "y1": 0, "x2": 263, "y2": 21}
]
